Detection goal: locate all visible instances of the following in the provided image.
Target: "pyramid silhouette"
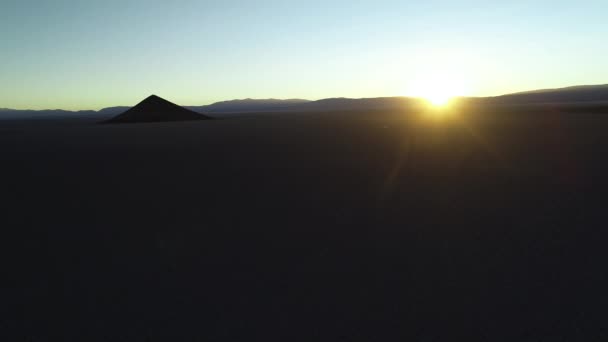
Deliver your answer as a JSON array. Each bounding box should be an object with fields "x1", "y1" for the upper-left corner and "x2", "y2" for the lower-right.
[{"x1": 104, "y1": 95, "x2": 211, "y2": 123}]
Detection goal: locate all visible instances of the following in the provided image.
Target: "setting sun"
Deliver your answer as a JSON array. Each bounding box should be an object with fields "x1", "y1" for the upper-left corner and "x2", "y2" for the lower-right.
[
  {"x1": 425, "y1": 92, "x2": 453, "y2": 106},
  {"x1": 406, "y1": 71, "x2": 470, "y2": 107}
]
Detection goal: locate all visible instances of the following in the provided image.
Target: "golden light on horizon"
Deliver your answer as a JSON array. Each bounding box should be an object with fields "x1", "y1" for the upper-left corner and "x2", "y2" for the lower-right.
[
  {"x1": 425, "y1": 92, "x2": 452, "y2": 107},
  {"x1": 406, "y1": 70, "x2": 470, "y2": 108}
]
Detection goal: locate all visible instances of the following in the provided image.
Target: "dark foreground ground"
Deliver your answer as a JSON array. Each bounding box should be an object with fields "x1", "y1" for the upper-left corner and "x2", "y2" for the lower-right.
[{"x1": 2, "y1": 109, "x2": 608, "y2": 341}]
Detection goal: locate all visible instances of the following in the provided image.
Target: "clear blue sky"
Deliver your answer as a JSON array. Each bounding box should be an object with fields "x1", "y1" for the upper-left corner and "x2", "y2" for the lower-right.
[{"x1": 2, "y1": 0, "x2": 607, "y2": 110}]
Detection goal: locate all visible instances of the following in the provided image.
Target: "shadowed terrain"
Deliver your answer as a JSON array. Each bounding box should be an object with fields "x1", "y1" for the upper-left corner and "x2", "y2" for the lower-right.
[{"x1": 2, "y1": 106, "x2": 608, "y2": 341}]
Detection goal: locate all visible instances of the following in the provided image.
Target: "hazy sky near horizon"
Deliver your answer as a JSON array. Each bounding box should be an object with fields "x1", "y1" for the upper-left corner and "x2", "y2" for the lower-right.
[{"x1": 2, "y1": 0, "x2": 607, "y2": 110}]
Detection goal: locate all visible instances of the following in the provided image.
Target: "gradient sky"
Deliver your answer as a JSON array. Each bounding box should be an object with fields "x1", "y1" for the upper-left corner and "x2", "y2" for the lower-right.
[{"x1": 2, "y1": 0, "x2": 607, "y2": 110}]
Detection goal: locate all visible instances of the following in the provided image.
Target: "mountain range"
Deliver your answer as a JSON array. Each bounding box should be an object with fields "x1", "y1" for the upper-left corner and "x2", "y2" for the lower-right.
[
  {"x1": 482, "y1": 84, "x2": 608, "y2": 104},
  {"x1": 2, "y1": 84, "x2": 608, "y2": 120}
]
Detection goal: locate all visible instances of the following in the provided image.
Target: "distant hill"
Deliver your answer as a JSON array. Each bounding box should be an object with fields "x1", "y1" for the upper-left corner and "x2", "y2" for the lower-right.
[
  {"x1": 186, "y1": 86, "x2": 608, "y2": 112},
  {"x1": 183, "y1": 97, "x2": 425, "y2": 113},
  {"x1": 97, "y1": 106, "x2": 131, "y2": 116},
  {"x1": 288, "y1": 97, "x2": 426, "y2": 112},
  {"x1": 188, "y1": 98, "x2": 310, "y2": 113},
  {"x1": 487, "y1": 84, "x2": 608, "y2": 104},
  {"x1": 104, "y1": 95, "x2": 211, "y2": 124},
  {"x1": 0, "y1": 108, "x2": 97, "y2": 120}
]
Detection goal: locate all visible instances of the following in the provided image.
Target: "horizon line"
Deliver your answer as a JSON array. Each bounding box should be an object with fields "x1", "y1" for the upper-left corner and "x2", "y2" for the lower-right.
[{"x1": 3, "y1": 83, "x2": 608, "y2": 112}]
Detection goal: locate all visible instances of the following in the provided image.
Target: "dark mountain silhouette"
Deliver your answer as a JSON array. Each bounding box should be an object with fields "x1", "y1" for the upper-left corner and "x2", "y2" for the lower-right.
[
  {"x1": 104, "y1": 95, "x2": 211, "y2": 123},
  {"x1": 486, "y1": 84, "x2": 608, "y2": 104},
  {"x1": 97, "y1": 106, "x2": 131, "y2": 116},
  {"x1": 0, "y1": 109, "x2": 97, "y2": 120},
  {"x1": 510, "y1": 84, "x2": 608, "y2": 95},
  {"x1": 184, "y1": 97, "x2": 423, "y2": 113},
  {"x1": 182, "y1": 85, "x2": 608, "y2": 113},
  {"x1": 187, "y1": 98, "x2": 310, "y2": 113},
  {"x1": 288, "y1": 97, "x2": 427, "y2": 112}
]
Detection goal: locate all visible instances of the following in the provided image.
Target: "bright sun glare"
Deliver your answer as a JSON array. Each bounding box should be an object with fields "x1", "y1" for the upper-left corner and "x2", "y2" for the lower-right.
[
  {"x1": 426, "y1": 92, "x2": 453, "y2": 106},
  {"x1": 407, "y1": 73, "x2": 469, "y2": 107}
]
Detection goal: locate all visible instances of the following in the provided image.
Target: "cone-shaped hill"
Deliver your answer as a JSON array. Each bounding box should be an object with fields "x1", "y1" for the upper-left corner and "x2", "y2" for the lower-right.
[{"x1": 103, "y1": 95, "x2": 211, "y2": 123}]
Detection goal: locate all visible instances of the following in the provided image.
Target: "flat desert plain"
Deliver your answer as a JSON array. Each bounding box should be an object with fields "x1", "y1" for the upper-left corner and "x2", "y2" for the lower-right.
[{"x1": 2, "y1": 109, "x2": 608, "y2": 341}]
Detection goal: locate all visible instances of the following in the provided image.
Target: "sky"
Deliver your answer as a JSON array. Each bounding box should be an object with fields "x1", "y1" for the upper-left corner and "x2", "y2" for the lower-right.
[{"x1": 2, "y1": 0, "x2": 607, "y2": 110}]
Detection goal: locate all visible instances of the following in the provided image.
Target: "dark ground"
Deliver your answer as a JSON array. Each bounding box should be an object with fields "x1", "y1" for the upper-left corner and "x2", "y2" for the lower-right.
[{"x1": 2, "y1": 109, "x2": 608, "y2": 341}]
